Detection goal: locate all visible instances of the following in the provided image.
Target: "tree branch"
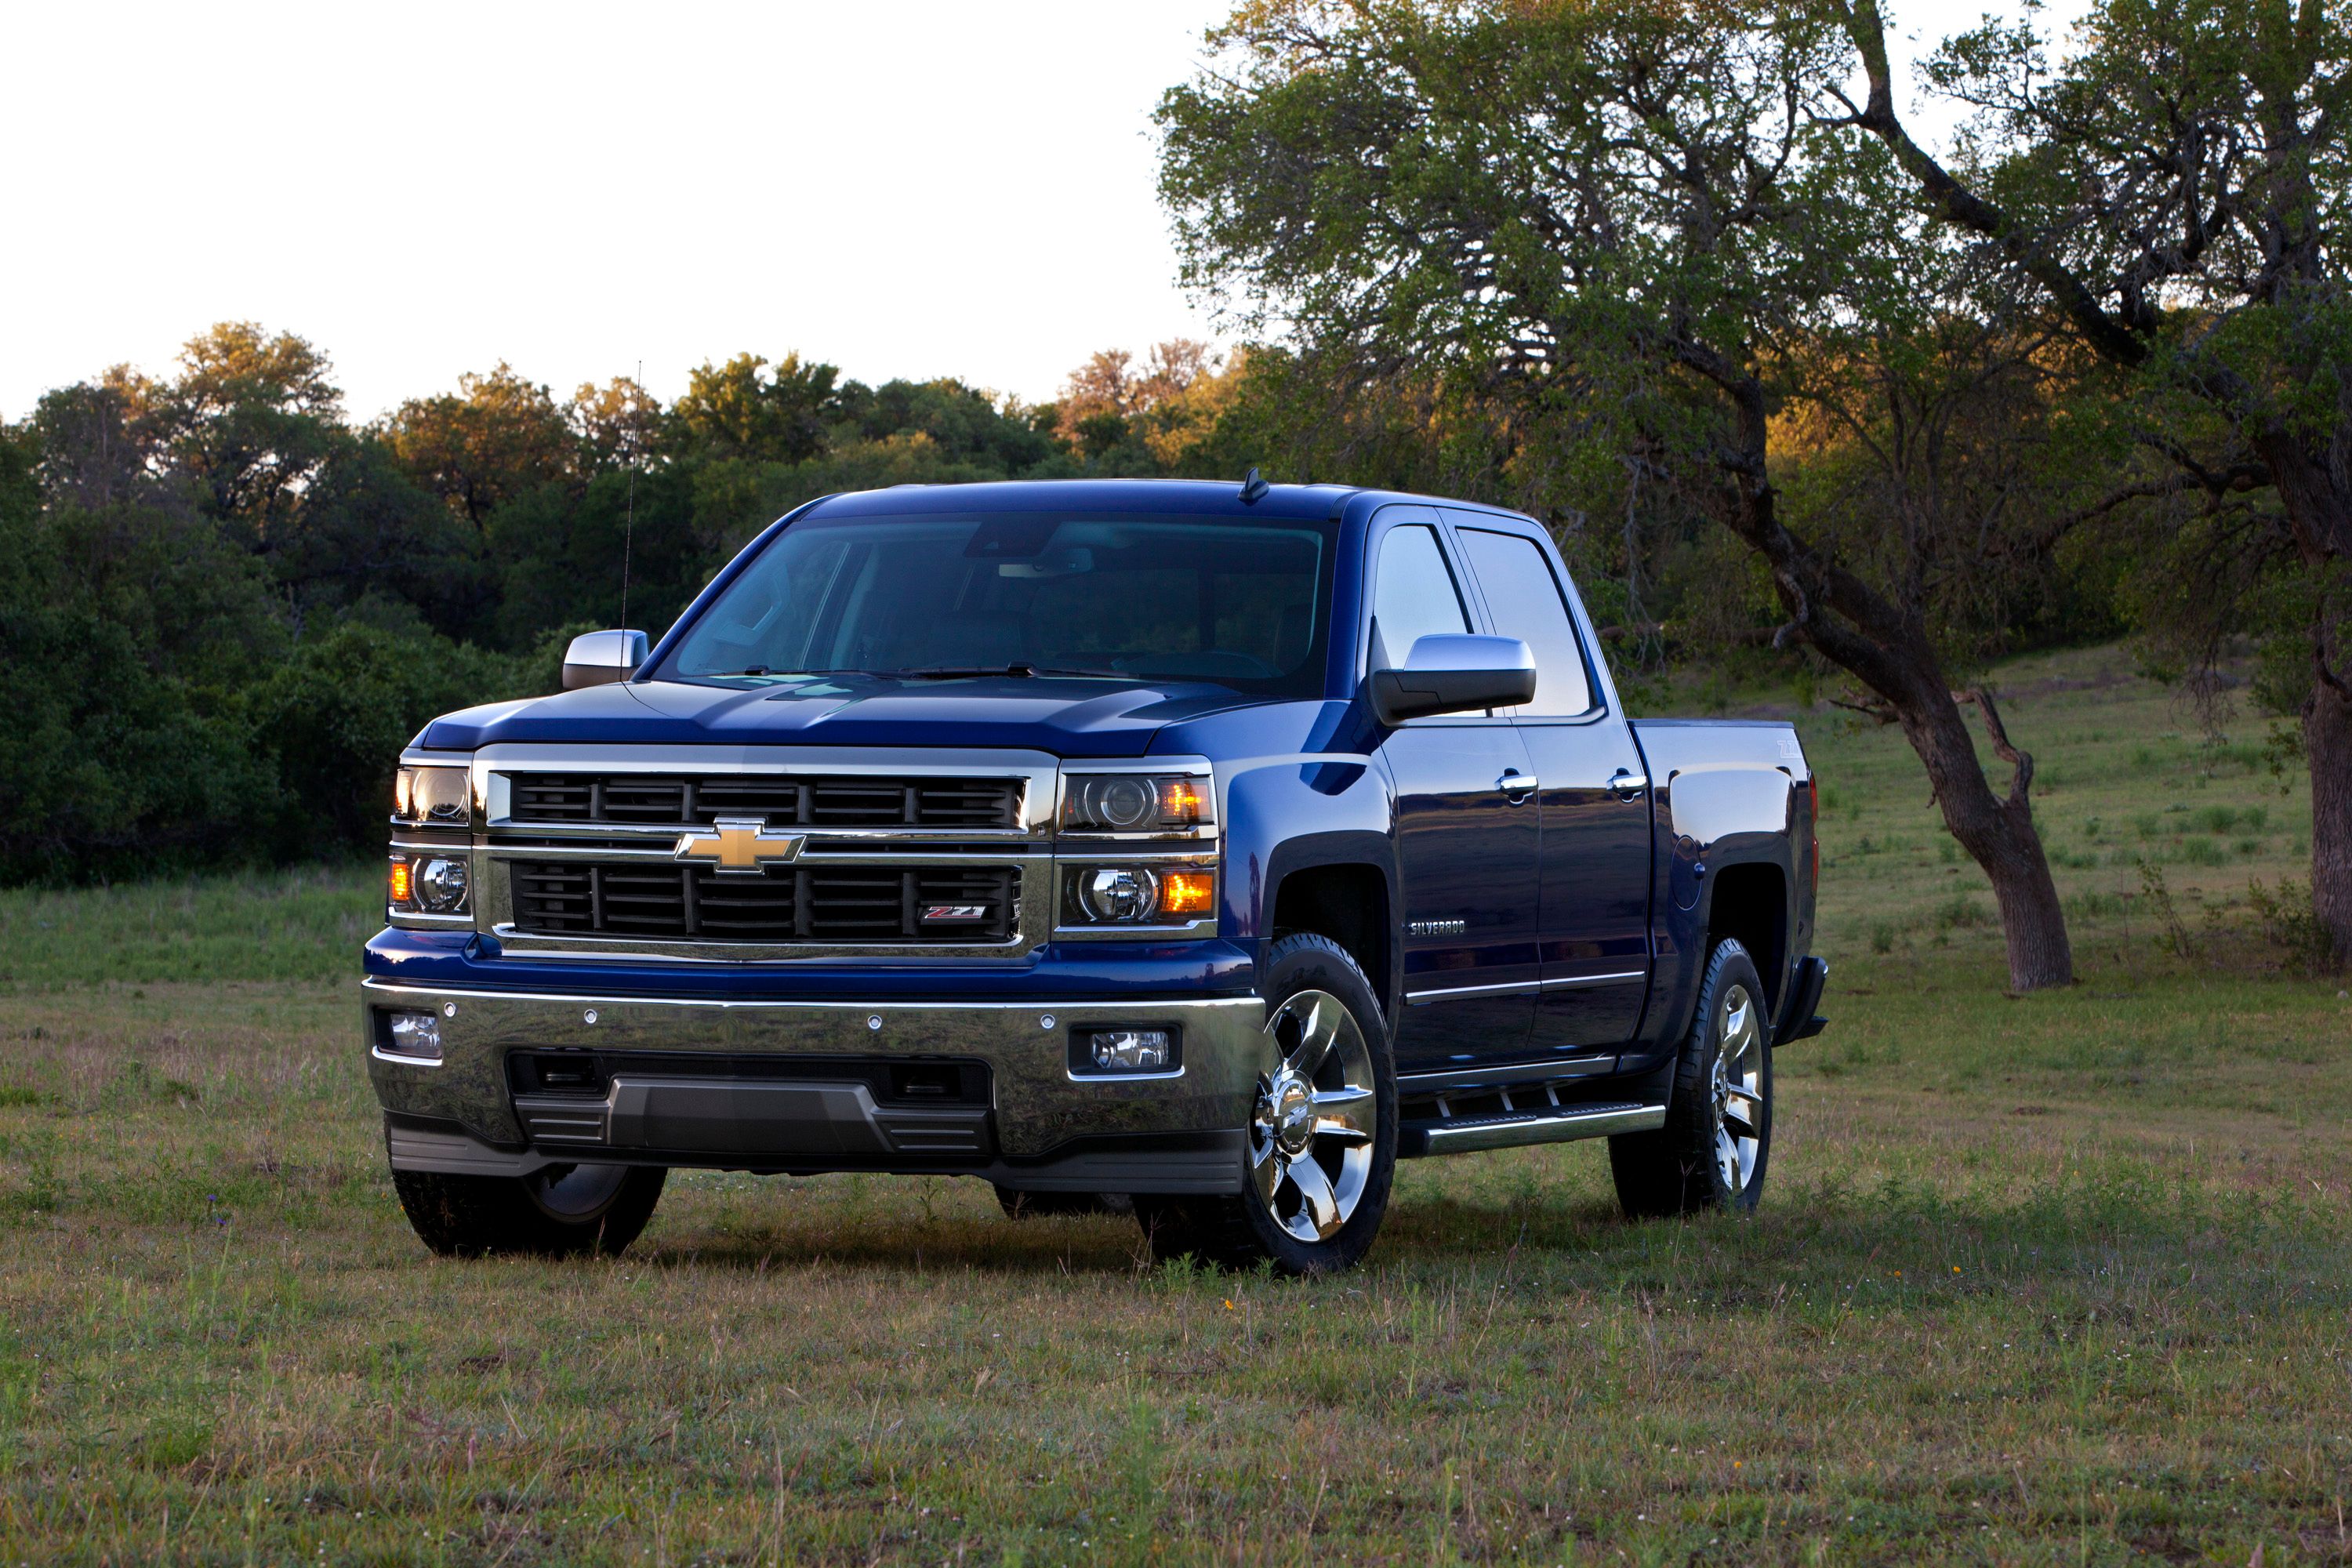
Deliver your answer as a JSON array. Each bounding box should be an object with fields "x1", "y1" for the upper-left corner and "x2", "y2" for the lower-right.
[
  {"x1": 1835, "y1": 0, "x2": 2150, "y2": 368},
  {"x1": 1953, "y1": 685, "x2": 2034, "y2": 810}
]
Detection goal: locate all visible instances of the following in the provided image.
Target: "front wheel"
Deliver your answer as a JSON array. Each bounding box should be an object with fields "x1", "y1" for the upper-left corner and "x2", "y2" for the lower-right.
[
  {"x1": 1134, "y1": 933, "x2": 1397, "y2": 1274},
  {"x1": 392, "y1": 1160, "x2": 666, "y2": 1258},
  {"x1": 1609, "y1": 937, "x2": 1773, "y2": 1219}
]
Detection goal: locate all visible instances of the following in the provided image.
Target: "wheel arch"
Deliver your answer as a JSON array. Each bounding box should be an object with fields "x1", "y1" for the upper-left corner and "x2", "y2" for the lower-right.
[
  {"x1": 1702, "y1": 860, "x2": 1789, "y2": 1017},
  {"x1": 1259, "y1": 837, "x2": 1397, "y2": 1025}
]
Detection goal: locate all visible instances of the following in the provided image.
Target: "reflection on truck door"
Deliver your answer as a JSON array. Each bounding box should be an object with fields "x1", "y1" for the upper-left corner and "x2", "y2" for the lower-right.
[
  {"x1": 1372, "y1": 509, "x2": 1541, "y2": 1069},
  {"x1": 1452, "y1": 519, "x2": 1654, "y2": 1055}
]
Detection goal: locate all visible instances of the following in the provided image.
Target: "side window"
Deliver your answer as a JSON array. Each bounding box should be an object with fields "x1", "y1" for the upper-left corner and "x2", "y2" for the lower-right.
[
  {"x1": 1368, "y1": 524, "x2": 1470, "y2": 671},
  {"x1": 1458, "y1": 528, "x2": 1595, "y2": 717}
]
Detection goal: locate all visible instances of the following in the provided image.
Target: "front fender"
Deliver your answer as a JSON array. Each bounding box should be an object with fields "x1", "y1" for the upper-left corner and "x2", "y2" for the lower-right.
[{"x1": 1216, "y1": 751, "x2": 1395, "y2": 953}]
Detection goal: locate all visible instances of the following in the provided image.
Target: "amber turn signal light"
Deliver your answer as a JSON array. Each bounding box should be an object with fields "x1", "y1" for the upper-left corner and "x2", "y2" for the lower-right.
[
  {"x1": 1158, "y1": 869, "x2": 1214, "y2": 917},
  {"x1": 388, "y1": 858, "x2": 413, "y2": 907},
  {"x1": 1157, "y1": 778, "x2": 1203, "y2": 826}
]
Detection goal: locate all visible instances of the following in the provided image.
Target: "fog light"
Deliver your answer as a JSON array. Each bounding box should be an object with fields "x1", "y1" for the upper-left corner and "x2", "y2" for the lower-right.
[
  {"x1": 415, "y1": 856, "x2": 469, "y2": 914},
  {"x1": 1088, "y1": 1029, "x2": 1174, "y2": 1072},
  {"x1": 382, "y1": 1011, "x2": 443, "y2": 1062}
]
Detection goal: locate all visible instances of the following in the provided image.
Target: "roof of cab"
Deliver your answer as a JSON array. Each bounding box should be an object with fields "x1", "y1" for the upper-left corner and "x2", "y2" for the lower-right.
[{"x1": 800, "y1": 477, "x2": 1363, "y2": 523}]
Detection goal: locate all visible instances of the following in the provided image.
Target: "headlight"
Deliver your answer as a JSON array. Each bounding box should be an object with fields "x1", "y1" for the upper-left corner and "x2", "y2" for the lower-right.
[
  {"x1": 415, "y1": 856, "x2": 470, "y2": 913},
  {"x1": 393, "y1": 765, "x2": 471, "y2": 826},
  {"x1": 1060, "y1": 774, "x2": 1210, "y2": 834},
  {"x1": 1062, "y1": 865, "x2": 1215, "y2": 925},
  {"x1": 388, "y1": 854, "x2": 470, "y2": 916}
]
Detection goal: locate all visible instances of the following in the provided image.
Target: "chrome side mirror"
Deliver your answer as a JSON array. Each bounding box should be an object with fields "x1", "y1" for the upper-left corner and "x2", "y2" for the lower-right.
[
  {"x1": 1368, "y1": 633, "x2": 1537, "y2": 724},
  {"x1": 562, "y1": 629, "x2": 650, "y2": 690}
]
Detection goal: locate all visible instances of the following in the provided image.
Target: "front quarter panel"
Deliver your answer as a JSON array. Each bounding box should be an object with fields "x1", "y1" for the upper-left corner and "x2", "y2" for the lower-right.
[{"x1": 1156, "y1": 700, "x2": 1398, "y2": 991}]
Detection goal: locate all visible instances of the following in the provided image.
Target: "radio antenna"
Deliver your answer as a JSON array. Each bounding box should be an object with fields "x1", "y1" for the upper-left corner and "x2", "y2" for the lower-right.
[{"x1": 620, "y1": 358, "x2": 638, "y2": 635}]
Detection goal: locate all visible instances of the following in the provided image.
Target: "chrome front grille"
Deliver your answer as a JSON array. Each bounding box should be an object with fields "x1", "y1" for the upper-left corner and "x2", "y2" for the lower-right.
[
  {"x1": 470, "y1": 748, "x2": 1056, "y2": 958},
  {"x1": 508, "y1": 774, "x2": 1021, "y2": 829},
  {"x1": 509, "y1": 862, "x2": 1022, "y2": 945}
]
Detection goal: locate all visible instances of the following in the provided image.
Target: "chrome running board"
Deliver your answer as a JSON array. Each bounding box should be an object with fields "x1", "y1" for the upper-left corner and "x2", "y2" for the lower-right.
[{"x1": 1403, "y1": 1098, "x2": 1664, "y2": 1156}]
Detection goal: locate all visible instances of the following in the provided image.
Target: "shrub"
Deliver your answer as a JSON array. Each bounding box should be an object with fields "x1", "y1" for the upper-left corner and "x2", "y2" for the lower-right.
[
  {"x1": 2244, "y1": 879, "x2": 2339, "y2": 975},
  {"x1": 248, "y1": 624, "x2": 539, "y2": 858}
]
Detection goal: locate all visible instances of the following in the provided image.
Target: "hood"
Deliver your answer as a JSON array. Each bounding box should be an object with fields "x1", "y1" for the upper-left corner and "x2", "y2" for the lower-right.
[{"x1": 416, "y1": 673, "x2": 1268, "y2": 758}]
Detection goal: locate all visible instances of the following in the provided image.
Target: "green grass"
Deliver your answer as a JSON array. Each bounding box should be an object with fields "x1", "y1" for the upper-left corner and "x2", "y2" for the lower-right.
[
  {"x1": 0, "y1": 862, "x2": 377, "y2": 989},
  {"x1": 2, "y1": 644, "x2": 2348, "y2": 1563}
]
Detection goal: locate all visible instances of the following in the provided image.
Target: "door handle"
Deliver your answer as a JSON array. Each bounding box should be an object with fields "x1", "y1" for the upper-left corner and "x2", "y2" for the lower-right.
[
  {"x1": 1610, "y1": 768, "x2": 1649, "y2": 803},
  {"x1": 1497, "y1": 770, "x2": 1539, "y2": 803}
]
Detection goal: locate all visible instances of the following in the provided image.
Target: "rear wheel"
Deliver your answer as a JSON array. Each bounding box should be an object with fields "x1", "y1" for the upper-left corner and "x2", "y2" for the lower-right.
[
  {"x1": 392, "y1": 1160, "x2": 666, "y2": 1258},
  {"x1": 1134, "y1": 934, "x2": 1396, "y2": 1274},
  {"x1": 1609, "y1": 938, "x2": 1772, "y2": 1219}
]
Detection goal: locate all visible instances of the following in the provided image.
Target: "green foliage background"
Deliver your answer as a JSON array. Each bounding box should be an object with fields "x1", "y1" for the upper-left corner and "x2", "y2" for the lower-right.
[
  {"x1": 0, "y1": 337, "x2": 1109, "y2": 882},
  {"x1": 0, "y1": 312, "x2": 2151, "y2": 887}
]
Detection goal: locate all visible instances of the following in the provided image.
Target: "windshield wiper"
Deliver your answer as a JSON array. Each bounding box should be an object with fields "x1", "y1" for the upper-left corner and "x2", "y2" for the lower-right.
[
  {"x1": 884, "y1": 663, "x2": 1038, "y2": 680},
  {"x1": 881, "y1": 662, "x2": 1129, "y2": 681}
]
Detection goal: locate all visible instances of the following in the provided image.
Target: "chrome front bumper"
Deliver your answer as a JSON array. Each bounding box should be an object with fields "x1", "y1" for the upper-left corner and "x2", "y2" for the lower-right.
[{"x1": 363, "y1": 978, "x2": 1263, "y2": 1192}]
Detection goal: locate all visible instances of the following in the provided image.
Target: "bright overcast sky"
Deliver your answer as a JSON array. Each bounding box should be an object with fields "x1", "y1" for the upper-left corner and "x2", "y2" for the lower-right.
[{"x1": 0, "y1": 1, "x2": 2079, "y2": 425}]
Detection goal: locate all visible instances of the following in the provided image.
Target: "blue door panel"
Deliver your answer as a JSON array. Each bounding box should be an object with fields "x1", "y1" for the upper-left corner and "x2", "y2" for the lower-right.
[{"x1": 1384, "y1": 725, "x2": 1541, "y2": 1069}]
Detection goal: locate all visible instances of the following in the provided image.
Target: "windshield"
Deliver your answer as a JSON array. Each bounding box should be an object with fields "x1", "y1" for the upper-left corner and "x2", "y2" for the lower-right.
[{"x1": 665, "y1": 510, "x2": 1336, "y2": 697}]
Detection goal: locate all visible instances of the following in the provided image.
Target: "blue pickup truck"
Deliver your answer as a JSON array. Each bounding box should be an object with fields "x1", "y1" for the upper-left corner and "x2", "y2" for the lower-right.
[{"x1": 367, "y1": 478, "x2": 1826, "y2": 1273}]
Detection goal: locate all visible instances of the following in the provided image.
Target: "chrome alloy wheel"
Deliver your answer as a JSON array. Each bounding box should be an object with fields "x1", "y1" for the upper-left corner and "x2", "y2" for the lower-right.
[
  {"x1": 1709, "y1": 982, "x2": 1766, "y2": 1193},
  {"x1": 1250, "y1": 990, "x2": 1378, "y2": 1243}
]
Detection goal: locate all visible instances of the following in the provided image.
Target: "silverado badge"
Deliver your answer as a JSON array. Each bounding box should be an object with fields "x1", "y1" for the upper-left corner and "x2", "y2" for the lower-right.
[{"x1": 673, "y1": 818, "x2": 805, "y2": 873}]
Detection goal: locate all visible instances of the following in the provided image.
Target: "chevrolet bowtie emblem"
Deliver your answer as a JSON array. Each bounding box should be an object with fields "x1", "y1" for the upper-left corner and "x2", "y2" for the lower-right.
[{"x1": 673, "y1": 818, "x2": 805, "y2": 873}]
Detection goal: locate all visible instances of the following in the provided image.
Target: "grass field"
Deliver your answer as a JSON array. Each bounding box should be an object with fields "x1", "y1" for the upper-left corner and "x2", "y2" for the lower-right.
[{"x1": 2, "y1": 644, "x2": 2348, "y2": 1564}]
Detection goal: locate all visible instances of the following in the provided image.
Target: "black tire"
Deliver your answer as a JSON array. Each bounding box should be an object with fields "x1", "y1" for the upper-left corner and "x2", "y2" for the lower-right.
[
  {"x1": 1134, "y1": 933, "x2": 1397, "y2": 1275},
  {"x1": 392, "y1": 1160, "x2": 666, "y2": 1258},
  {"x1": 994, "y1": 1186, "x2": 1134, "y2": 1220},
  {"x1": 1610, "y1": 937, "x2": 1773, "y2": 1219}
]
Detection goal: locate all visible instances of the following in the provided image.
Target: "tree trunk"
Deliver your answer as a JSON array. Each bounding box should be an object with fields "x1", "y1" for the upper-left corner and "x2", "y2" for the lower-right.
[
  {"x1": 2256, "y1": 437, "x2": 2352, "y2": 968},
  {"x1": 1900, "y1": 688, "x2": 2075, "y2": 991},
  {"x1": 1700, "y1": 361, "x2": 2074, "y2": 991},
  {"x1": 2306, "y1": 652, "x2": 2352, "y2": 968}
]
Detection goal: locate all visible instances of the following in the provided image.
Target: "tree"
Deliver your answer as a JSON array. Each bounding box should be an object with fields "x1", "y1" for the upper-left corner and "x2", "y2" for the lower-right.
[
  {"x1": 570, "y1": 375, "x2": 663, "y2": 470},
  {"x1": 1160, "y1": 0, "x2": 2084, "y2": 989},
  {"x1": 1054, "y1": 339, "x2": 1221, "y2": 459},
  {"x1": 133, "y1": 322, "x2": 343, "y2": 540},
  {"x1": 281, "y1": 435, "x2": 486, "y2": 638},
  {"x1": 0, "y1": 410, "x2": 279, "y2": 880},
  {"x1": 1829, "y1": 0, "x2": 2352, "y2": 962},
  {"x1": 383, "y1": 363, "x2": 576, "y2": 530},
  {"x1": 488, "y1": 463, "x2": 700, "y2": 647},
  {"x1": 670, "y1": 353, "x2": 840, "y2": 466},
  {"x1": 832, "y1": 376, "x2": 1065, "y2": 474}
]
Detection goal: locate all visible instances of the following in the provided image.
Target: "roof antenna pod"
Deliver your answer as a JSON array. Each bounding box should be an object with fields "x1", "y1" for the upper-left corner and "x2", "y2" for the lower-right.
[{"x1": 1239, "y1": 466, "x2": 1270, "y2": 505}]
